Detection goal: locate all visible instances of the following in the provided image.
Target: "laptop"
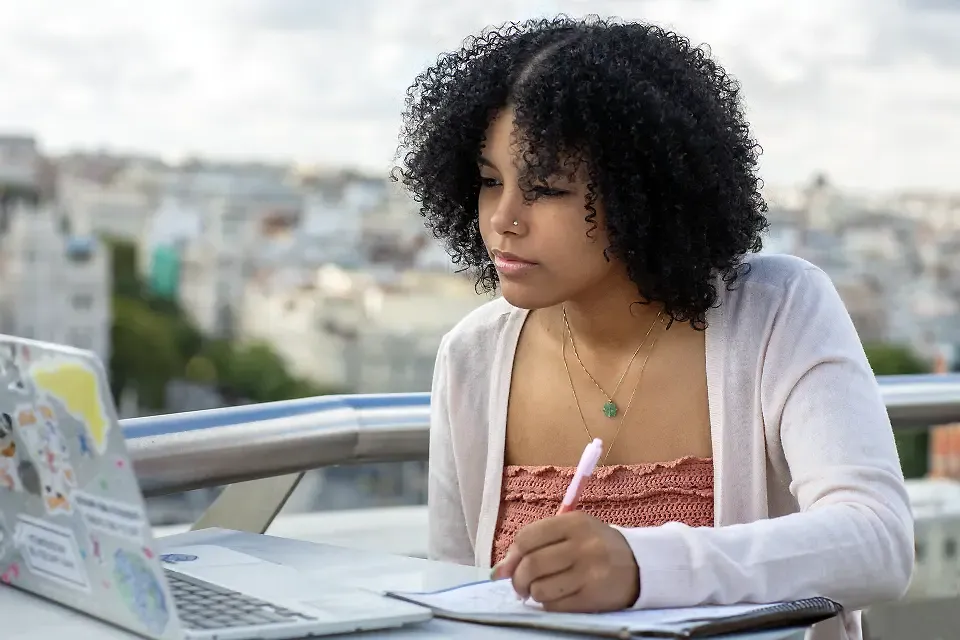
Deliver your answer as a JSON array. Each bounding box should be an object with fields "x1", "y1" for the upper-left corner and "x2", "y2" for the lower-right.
[{"x1": 0, "y1": 335, "x2": 432, "y2": 639}]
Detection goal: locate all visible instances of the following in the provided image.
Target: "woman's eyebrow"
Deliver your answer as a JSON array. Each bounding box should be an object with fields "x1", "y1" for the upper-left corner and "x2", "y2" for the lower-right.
[{"x1": 478, "y1": 156, "x2": 497, "y2": 169}]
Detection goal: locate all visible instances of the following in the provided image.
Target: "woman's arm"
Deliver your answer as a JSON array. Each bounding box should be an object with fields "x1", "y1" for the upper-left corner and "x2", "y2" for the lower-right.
[
  {"x1": 619, "y1": 266, "x2": 914, "y2": 611},
  {"x1": 426, "y1": 332, "x2": 475, "y2": 565}
]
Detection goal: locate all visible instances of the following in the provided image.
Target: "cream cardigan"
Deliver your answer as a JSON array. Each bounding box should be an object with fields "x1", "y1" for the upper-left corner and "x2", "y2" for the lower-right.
[{"x1": 426, "y1": 254, "x2": 914, "y2": 640}]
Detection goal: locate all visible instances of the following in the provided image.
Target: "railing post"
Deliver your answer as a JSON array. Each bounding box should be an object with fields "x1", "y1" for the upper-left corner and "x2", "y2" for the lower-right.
[{"x1": 190, "y1": 473, "x2": 306, "y2": 534}]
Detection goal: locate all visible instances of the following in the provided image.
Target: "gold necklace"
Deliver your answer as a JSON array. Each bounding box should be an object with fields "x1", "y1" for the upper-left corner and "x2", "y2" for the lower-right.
[
  {"x1": 562, "y1": 307, "x2": 662, "y2": 418},
  {"x1": 562, "y1": 322, "x2": 661, "y2": 466}
]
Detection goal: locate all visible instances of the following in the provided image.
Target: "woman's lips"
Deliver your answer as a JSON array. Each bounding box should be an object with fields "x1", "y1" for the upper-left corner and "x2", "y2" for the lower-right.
[{"x1": 492, "y1": 251, "x2": 538, "y2": 277}]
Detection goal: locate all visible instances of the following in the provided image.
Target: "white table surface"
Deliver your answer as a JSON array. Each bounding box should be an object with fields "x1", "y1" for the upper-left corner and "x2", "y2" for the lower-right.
[{"x1": 3, "y1": 526, "x2": 809, "y2": 640}]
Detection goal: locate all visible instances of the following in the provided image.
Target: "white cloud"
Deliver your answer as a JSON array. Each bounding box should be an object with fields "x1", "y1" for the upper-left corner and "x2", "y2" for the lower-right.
[{"x1": 0, "y1": 0, "x2": 958, "y2": 190}]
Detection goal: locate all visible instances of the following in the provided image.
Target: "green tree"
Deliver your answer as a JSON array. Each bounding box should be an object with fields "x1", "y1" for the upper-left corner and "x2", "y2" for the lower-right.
[
  {"x1": 223, "y1": 342, "x2": 291, "y2": 402},
  {"x1": 198, "y1": 339, "x2": 234, "y2": 382},
  {"x1": 863, "y1": 344, "x2": 928, "y2": 376},
  {"x1": 109, "y1": 297, "x2": 183, "y2": 409},
  {"x1": 205, "y1": 340, "x2": 340, "y2": 402},
  {"x1": 863, "y1": 343, "x2": 930, "y2": 479},
  {"x1": 148, "y1": 297, "x2": 204, "y2": 363},
  {"x1": 185, "y1": 355, "x2": 218, "y2": 384},
  {"x1": 280, "y1": 377, "x2": 331, "y2": 400},
  {"x1": 105, "y1": 236, "x2": 336, "y2": 408},
  {"x1": 103, "y1": 236, "x2": 144, "y2": 299}
]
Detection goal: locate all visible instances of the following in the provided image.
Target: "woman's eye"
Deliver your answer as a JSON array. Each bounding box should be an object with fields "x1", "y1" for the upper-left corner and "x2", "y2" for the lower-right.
[
  {"x1": 479, "y1": 177, "x2": 501, "y2": 188},
  {"x1": 532, "y1": 185, "x2": 568, "y2": 198}
]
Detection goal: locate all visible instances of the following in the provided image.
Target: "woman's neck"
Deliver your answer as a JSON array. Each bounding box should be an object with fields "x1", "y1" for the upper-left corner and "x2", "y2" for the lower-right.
[{"x1": 552, "y1": 273, "x2": 664, "y2": 354}]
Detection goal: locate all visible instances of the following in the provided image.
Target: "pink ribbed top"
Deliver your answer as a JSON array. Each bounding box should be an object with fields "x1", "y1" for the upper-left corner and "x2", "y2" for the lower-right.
[{"x1": 492, "y1": 457, "x2": 714, "y2": 566}]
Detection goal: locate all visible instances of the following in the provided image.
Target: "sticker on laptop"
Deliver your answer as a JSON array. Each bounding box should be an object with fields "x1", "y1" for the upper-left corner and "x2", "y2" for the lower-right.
[
  {"x1": 14, "y1": 514, "x2": 90, "y2": 592},
  {"x1": 15, "y1": 404, "x2": 77, "y2": 514},
  {"x1": 28, "y1": 358, "x2": 112, "y2": 456},
  {"x1": 15, "y1": 459, "x2": 40, "y2": 498},
  {"x1": 0, "y1": 343, "x2": 30, "y2": 395},
  {"x1": 113, "y1": 548, "x2": 170, "y2": 635},
  {"x1": 0, "y1": 562, "x2": 20, "y2": 584},
  {"x1": 0, "y1": 413, "x2": 24, "y2": 492},
  {"x1": 0, "y1": 512, "x2": 9, "y2": 558},
  {"x1": 90, "y1": 534, "x2": 104, "y2": 564},
  {"x1": 74, "y1": 491, "x2": 147, "y2": 543},
  {"x1": 77, "y1": 432, "x2": 94, "y2": 458},
  {"x1": 159, "y1": 553, "x2": 198, "y2": 564}
]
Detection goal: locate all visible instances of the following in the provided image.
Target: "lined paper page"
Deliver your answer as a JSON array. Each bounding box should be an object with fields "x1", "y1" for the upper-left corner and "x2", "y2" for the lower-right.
[{"x1": 394, "y1": 579, "x2": 777, "y2": 626}]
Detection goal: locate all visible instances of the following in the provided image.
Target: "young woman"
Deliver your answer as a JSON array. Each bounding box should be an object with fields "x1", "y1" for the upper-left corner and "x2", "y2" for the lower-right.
[{"x1": 393, "y1": 16, "x2": 912, "y2": 640}]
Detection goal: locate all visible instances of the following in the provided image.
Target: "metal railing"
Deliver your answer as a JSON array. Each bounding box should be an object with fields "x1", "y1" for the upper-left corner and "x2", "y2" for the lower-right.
[
  {"x1": 123, "y1": 393, "x2": 431, "y2": 497},
  {"x1": 123, "y1": 374, "x2": 960, "y2": 498}
]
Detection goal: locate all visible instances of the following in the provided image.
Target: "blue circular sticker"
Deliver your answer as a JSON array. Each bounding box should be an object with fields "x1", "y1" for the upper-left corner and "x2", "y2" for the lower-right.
[
  {"x1": 113, "y1": 549, "x2": 170, "y2": 634},
  {"x1": 159, "y1": 553, "x2": 198, "y2": 564}
]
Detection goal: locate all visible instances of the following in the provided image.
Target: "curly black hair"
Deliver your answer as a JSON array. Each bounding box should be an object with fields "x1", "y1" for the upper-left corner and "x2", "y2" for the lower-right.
[{"x1": 393, "y1": 15, "x2": 768, "y2": 329}]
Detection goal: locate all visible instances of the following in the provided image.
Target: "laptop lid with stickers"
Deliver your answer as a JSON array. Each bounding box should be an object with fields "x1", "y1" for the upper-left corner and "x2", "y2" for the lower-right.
[{"x1": 0, "y1": 336, "x2": 184, "y2": 639}]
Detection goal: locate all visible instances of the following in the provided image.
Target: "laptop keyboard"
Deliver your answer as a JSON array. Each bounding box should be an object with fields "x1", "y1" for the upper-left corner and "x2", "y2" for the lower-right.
[{"x1": 165, "y1": 568, "x2": 316, "y2": 630}]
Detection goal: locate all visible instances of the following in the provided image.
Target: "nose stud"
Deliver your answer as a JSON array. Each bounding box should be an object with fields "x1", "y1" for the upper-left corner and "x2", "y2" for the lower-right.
[{"x1": 512, "y1": 220, "x2": 519, "y2": 226}]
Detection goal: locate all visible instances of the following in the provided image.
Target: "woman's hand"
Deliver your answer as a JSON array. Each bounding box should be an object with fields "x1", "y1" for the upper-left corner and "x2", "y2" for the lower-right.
[{"x1": 491, "y1": 511, "x2": 640, "y2": 612}]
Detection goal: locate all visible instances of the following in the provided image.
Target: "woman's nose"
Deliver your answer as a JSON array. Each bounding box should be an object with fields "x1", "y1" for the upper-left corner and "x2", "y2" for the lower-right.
[{"x1": 488, "y1": 188, "x2": 525, "y2": 236}]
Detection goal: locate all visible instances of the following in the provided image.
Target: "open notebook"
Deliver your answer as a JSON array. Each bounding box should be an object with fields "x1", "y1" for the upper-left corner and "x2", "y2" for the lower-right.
[{"x1": 385, "y1": 580, "x2": 840, "y2": 638}]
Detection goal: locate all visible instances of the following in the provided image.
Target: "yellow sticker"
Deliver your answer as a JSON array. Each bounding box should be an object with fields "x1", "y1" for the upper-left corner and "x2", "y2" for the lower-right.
[{"x1": 28, "y1": 360, "x2": 110, "y2": 455}]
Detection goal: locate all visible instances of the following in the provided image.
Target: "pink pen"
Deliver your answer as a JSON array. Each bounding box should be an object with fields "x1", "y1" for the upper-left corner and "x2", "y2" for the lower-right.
[
  {"x1": 556, "y1": 438, "x2": 603, "y2": 515},
  {"x1": 502, "y1": 438, "x2": 604, "y2": 604}
]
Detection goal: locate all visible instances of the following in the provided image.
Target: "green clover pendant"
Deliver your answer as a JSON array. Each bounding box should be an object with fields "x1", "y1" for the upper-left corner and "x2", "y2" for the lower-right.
[{"x1": 602, "y1": 400, "x2": 618, "y2": 418}]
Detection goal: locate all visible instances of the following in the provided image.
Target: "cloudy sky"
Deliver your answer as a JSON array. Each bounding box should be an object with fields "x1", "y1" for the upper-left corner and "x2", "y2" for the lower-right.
[{"x1": 1, "y1": 0, "x2": 958, "y2": 191}]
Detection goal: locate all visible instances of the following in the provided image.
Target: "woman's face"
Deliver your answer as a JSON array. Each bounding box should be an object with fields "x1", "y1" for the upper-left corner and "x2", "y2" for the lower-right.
[{"x1": 478, "y1": 108, "x2": 620, "y2": 310}]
